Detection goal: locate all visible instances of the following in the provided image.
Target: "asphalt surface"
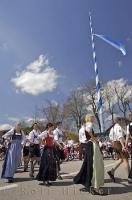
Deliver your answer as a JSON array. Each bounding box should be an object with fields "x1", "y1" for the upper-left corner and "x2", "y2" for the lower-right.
[{"x1": 0, "y1": 159, "x2": 132, "y2": 200}]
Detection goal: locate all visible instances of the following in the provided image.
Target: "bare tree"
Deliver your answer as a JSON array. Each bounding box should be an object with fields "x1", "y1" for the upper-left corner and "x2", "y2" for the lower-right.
[
  {"x1": 64, "y1": 88, "x2": 87, "y2": 132},
  {"x1": 103, "y1": 81, "x2": 117, "y2": 124},
  {"x1": 114, "y1": 79, "x2": 132, "y2": 121},
  {"x1": 102, "y1": 79, "x2": 132, "y2": 126},
  {"x1": 83, "y1": 81, "x2": 102, "y2": 133},
  {"x1": 40, "y1": 100, "x2": 64, "y2": 124}
]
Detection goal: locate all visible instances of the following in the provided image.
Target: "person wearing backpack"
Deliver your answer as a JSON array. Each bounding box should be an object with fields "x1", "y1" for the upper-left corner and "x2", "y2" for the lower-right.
[
  {"x1": 107, "y1": 117, "x2": 130, "y2": 183},
  {"x1": 126, "y1": 114, "x2": 132, "y2": 183}
]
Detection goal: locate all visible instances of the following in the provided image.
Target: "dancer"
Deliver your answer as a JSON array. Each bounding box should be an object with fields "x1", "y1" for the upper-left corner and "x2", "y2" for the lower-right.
[
  {"x1": 23, "y1": 133, "x2": 30, "y2": 172},
  {"x1": 74, "y1": 114, "x2": 104, "y2": 195},
  {"x1": 53, "y1": 122, "x2": 64, "y2": 179},
  {"x1": 28, "y1": 122, "x2": 41, "y2": 177},
  {"x1": 37, "y1": 123, "x2": 62, "y2": 186},
  {"x1": 126, "y1": 114, "x2": 132, "y2": 183},
  {"x1": 108, "y1": 117, "x2": 130, "y2": 182},
  {"x1": 1, "y1": 122, "x2": 25, "y2": 183},
  {"x1": 78, "y1": 117, "x2": 87, "y2": 160}
]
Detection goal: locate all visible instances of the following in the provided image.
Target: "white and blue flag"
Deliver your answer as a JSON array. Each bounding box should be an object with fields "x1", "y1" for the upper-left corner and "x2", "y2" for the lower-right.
[{"x1": 93, "y1": 34, "x2": 126, "y2": 56}]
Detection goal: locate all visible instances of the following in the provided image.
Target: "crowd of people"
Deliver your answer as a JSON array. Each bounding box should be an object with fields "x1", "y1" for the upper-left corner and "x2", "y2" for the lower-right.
[
  {"x1": 0, "y1": 121, "x2": 65, "y2": 185},
  {"x1": 0, "y1": 113, "x2": 132, "y2": 196},
  {"x1": 76, "y1": 113, "x2": 132, "y2": 194}
]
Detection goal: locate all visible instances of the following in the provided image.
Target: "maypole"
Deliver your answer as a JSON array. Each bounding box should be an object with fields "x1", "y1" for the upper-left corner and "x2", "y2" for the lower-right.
[{"x1": 89, "y1": 12, "x2": 104, "y2": 133}]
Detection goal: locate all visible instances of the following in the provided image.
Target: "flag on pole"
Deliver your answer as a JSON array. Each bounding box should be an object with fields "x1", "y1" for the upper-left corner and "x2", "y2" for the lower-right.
[
  {"x1": 89, "y1": 11, "x2": 127, "y2": 132},
  {"x1": 93, "y1": 34, "x2": 126, "y2": 56},
  {"x1": 89, "y1": 12, "x2": 104, "y2": 133}
]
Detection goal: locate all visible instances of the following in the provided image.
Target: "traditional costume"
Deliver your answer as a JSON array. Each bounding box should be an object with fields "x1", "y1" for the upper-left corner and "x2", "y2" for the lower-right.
[
  {"x1": 36, "y1": 131, "x2": 57, "y2": 185},
  {"x1": 127, "y1": 122, "x2": 132, "y2": 182},
  {"x1": 28, "y1": 129, "x2": 41, "y2": 177},
  {"x1": 74, "y1": 122, "x2": 104, "y2": 194},
  {"x1": 1, "y1": 128, "x2": 25, "y2": 182},
  {"x1": 23, "y1": 135, "x2": 30, "y2": 172},
  {"x1": 108, "y1": 121, "x2": 130, "y2": 182},
  {"x1": 78, "y1": 125, "x2": 87, "y2": 160}
]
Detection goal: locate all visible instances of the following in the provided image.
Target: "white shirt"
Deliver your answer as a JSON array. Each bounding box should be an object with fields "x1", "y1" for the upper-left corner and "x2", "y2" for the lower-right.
[
  {"x1": 99, "y1": 141, "x2": 103, "y2": 148},
  {"x1": 39, "y1": 130, "x2": 50, "y2": 139},
  {"x1": 109, "y1": 123, "x2": 124, "y2": 141},
  {"x1": 53, "y1": 128, "x2": 63, "y2": 143},
  {"x1": 107, "y1": 141, "x2": 112, "y2": 148},
  {"x1": 85, "y1": 122, "x2": 93, "y2": 132},
  {"x1": 39, "y1": 130, "x2": 54, "y2": 139},
  {"x1": 23, "y1": 135, "x2": 30, "y2": 146},
  {"x1": 126, "y1": 122, "x2": 132, "y2": 136},
  {"x1": 79, "y1": 125, "x2": 87, "y2": 143},
  {"x1": 28, "y1": 129, "x2": 41, "y2": 144},
  {"x1": 67, "y1": 140, "x2": 74, "y2": 147}
]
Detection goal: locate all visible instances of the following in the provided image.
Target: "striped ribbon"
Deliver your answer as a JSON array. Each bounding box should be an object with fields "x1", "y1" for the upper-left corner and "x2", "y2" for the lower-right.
[{"x1": 89, "y1": 12, "x2": 103, "y2": 132}]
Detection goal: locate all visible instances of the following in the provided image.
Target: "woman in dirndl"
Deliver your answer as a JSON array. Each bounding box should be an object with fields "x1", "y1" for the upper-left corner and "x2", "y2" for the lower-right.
[
  {"x1": 1, "y1": 122, "x2": 25, "y2": 183},
  {"x1": 36, "y1": 123, "x2": 62, "y2": 186},
  {"x1": 73, "y1": 114, "x2": 105, "y2": 195}
]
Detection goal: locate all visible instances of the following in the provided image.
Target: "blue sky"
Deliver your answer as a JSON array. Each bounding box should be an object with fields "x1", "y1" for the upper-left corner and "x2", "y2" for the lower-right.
[{"x1": 0, "y1": 0, "x2": 132, "y2": 127}]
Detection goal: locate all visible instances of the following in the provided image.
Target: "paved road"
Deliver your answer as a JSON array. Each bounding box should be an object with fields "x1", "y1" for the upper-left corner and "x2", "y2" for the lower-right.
[{"x1": 0, "y1": 159, "x2": 132, "y2": 200}]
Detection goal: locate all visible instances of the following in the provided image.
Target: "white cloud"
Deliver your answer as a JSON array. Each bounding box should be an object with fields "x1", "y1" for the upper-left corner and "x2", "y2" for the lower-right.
[
  {"x1": 8, "y1": 117, "x2": 20, "y2": 122},
  {"x1": 22, "y1": 117, "x2": 46, "y2": 126},
  {"x1": 11, "y1": 55, "x2": 59, "y2": 95},
  {"x1": 0, "y1": 124, "x2": 12, "y2": 131}
]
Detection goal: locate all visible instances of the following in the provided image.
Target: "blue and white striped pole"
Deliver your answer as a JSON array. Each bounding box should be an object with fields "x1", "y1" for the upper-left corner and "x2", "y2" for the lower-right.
[{"x1": 89, "y1": 12, "x2": 104, "y2": 133}]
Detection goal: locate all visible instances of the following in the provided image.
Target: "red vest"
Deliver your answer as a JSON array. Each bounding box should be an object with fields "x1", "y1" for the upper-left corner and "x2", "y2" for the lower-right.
[{"x1": 44, "y1": 134, "x2": 54, "y2": 147}]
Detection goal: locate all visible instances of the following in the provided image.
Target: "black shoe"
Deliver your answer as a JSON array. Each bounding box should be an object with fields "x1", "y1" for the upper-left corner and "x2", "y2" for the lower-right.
[
  {"x1": 45, "y1": 181, "x2": 51, "y2": 187},
  {"x1": 39, "y1": 182, "x2": 45, "y2": 186},
  {"x1": 128, "y1": 178, "x2": 132, "y2": 184},
  {"x1": 107, "y1": 171, "x2": 115, "y2": 182},
  {"x1": 24, "y1": 167, "x2": 28, "y2": 172},
  {"x1": 80, "y1": 187, "x2": 90, "y2": 192},
  {"x1": 48, "y1": 182, "x2": 52, "y2": 186},
  {"x1": 8, "y1": 178, "x2": 14, "y2": 183},
  {"x1": 29, "y1": 173, "x2": 34, "y2": 178},
  {"x1": 90, "y1": 188, "x2": 107, "y2": 196},
  {"x1": 57, "y1": 175, "x2": 63, "y2": 180}
]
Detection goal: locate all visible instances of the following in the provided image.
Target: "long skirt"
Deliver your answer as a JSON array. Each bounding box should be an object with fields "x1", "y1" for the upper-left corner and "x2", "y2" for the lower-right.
[
  {"x1": 1, "y1": 140, "x2": 22, "y2": 179},
  {"x1": 73, "y1": 141, "x2": 104, "y2": 190},
  {"x1": 92, "y1": 142, "x2": 104, "y2": 189},
  {"x1": 36, "y1": 147, "x2": 57, "y2": 182},
  {"x1": 73, "y1": 142, "x2": 93, "y2": 189}
]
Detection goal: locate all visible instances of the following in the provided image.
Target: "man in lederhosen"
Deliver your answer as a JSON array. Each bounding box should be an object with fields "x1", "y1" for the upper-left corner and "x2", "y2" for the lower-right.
[
  {"x1": 28, "y1": 122, "x2": 41, "y2": 177},
  {"x1": 53, "y1": 122, "x2": 64, "y2": 179},
  {"x1": 108, "y1": 117, "x2": 130, "y2": 182},
  {"x1": 126, "y1": 114, "x2": 132, "y2": 183}
]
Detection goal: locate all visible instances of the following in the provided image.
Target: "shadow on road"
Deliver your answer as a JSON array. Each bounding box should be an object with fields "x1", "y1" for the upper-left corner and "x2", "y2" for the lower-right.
[
  {"x1": 105, "y1": 178, "x2": 128, "y2": 183},
  {"x1": 14, "y1": 177, "x2": 34, "y2": 182},
  {"x1": 52, "y1": 181, "x2": 73, "y2": 186},
  {"x1": 104, "y1": 185, "x2": 132, "y2": 195}
]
